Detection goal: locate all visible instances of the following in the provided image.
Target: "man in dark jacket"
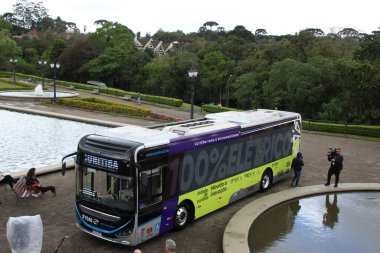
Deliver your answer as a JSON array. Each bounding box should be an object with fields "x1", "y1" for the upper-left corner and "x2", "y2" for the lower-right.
[
  {"x1": 325, "y1": 148, "x2": 344, "y2": 187},
  {"x1": 291, "y1": 152, "x2": 304, "y2": 187}
]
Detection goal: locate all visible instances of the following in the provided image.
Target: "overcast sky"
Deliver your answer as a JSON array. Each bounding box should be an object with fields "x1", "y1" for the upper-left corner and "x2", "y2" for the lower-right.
[{"x1": 1, "y1": 0, "x2": 379, "y2": 35}]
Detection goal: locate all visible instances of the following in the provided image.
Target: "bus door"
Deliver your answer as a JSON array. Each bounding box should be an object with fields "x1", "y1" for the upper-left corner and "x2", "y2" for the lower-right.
[{"x1": 136, "y1": 163, "x2": 165, "y2": 243}]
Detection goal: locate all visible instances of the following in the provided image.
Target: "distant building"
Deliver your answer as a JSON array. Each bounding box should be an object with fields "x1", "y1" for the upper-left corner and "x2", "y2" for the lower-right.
[{"x1": 134, "y1": 36, "x2": 180, "y2": 55}]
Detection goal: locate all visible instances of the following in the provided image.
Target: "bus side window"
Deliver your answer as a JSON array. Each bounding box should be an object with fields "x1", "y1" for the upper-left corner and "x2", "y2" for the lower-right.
[{"x1": 139, "y1": 166, "x2": 163, "y2": 209}]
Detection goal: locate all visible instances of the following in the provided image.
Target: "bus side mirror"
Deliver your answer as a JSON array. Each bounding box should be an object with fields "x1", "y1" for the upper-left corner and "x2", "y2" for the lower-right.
[
  {"x1": 141, "y1": 173, "x2": 148, "y2": 188},
  {"x1": 62, "y1": 162, "x2": 66, "y2": 176}
]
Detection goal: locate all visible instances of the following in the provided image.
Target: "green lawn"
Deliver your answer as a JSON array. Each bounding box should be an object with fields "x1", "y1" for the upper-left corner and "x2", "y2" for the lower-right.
[{"x1": 0, "y1": 79, "x2": 35, "y2": 91}]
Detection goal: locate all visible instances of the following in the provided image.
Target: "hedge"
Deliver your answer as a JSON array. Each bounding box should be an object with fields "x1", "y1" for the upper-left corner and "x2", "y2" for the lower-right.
[
  {"x1": 58, "y1": 97, "x2": 151, "y2": 116},
  {"x1": 57, "y1": 80, "x2": 183, "y2": 107},
  {"x1": 202, "y1": 104, "x2": 239, "y2": 113},
  {"x1": 302, "y1": 120, "x2": 380, "y2": 138}
]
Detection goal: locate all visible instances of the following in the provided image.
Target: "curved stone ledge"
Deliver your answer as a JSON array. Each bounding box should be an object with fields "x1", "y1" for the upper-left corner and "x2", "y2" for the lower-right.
[{"x1": 223, "y1": 183, "x2": 380, "y2": 253}]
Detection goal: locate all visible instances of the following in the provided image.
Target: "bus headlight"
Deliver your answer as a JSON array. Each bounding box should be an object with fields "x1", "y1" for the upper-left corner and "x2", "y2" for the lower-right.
[{"x1": 115, "y1": 229, "x2": 133, "y2": 237}]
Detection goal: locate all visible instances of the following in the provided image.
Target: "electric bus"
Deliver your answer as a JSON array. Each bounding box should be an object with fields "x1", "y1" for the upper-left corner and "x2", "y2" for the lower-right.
[{"x1": 61, "y1": 109, "x2": 301, "y2": 245}]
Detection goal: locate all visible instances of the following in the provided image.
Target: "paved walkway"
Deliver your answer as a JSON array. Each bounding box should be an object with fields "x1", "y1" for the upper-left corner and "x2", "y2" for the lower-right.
[{"x1": 0, "y1": 91, "x2": 379, "y2": 253}]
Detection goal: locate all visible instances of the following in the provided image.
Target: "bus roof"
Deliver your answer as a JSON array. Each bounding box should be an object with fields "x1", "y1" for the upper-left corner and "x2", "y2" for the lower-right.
[
  {"x1": 96, "y1": 125, "x2": 179, "y2": 148},
  {"x1": 205, "y1": 109, "x2": 300, "y2": 128},
  {"x1": 95, "y1": 109, "x2": 300, "y2": 148}
]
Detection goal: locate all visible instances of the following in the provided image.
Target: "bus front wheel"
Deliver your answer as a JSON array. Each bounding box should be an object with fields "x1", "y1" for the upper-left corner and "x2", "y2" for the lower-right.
[
  {"x1": 260, "y1": 170, "x2": 272, "y2": 192},
  {"x1": 173, "y1": 202, "x2": 192, "y2": 230}
]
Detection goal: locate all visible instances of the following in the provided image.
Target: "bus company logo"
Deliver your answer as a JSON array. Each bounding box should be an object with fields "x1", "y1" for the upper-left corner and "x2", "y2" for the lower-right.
[{"x1": 82, "y1": 214, "x2": 99, "y2": 226}]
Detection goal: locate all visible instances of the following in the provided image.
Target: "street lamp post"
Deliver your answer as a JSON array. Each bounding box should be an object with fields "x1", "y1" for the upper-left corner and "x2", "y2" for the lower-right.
[
  {"x1": 188, "y1": 69, "x2": 198, "y2": 119},
  {"x1": 9, "y1": 58, "x2": 18, "y2": 85},
  {"x1": 225, "y1": 74, "x2": 232, "y2": 107},
  {"x1": 50, "y1": 62, "x2": 60, "y2": 103},
  {"x1": 38, "y1": 60, "x2": 47, "y2": 89}
]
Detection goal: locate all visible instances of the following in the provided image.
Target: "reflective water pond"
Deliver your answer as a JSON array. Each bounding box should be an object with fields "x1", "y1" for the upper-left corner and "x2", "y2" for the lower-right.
[
  {"x1": 0, "y1": 109, "x2": 108, "y2": 173},
  {"x1": 249, "y1": 192, "x2": 380, "y2": 253}
]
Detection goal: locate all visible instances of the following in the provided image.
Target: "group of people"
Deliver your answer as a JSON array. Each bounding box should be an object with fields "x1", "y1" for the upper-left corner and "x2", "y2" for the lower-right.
[
  {"x1": 0, "y1": 167, "x2": 56, "y2": 204},
  {"x1": 133, "y1": 239, "x2": 176, "y2": 253},
  {"x1": 291, "y1": 148, "x2": 344, "y2": 187}
]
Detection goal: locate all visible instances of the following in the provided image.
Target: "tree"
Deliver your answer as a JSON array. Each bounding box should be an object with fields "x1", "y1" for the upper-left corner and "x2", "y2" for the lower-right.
[
  {"x1": 144, "y1": 55, "x2": 176, "y2": 96},
  {"x1": 0, "y1": 30, "x2": 22, "y2": 70},
  {"x1": 11, "y1": 0, "x2": 48, "y2": 31},
  {"x1": 228, "y1": 25, "x2": 255, "y2": 41},
  {"x1": 255, "y1": 29, "x2": 267, "y2": 36},
  {"x1": 58, "y1": 35, "x2": 102, "y2": 82},
  {"x1": 203, "y1": 21, "x2": 219, "y2": 30},
  {"x1": 304, "y1": 28, "x2": 325, "y2": 37},
  {"x1": 264, "y1": 58, "x2": 329, "y2": 118},
  {"x1": 338, "y1": 28, "x2": 359, "y2": 38},
  {"x1": 200, "y1": 51, "x2": 235, "y2": 104},
  {"x1": 232, "y1": 73, "x2": 262, "y2": 109},
  {"x1": 354, "y1": 35, "x2": 380, "y2": 63},
  {"x1": 87, "y1": 21, "x2": 135, "y2": 87},
  {"x1": 331, "y1": 58, "x2": 380, "y2": 124},
  {"x1": 0, "y1": 17, "x2": 12, "y2": 31}
]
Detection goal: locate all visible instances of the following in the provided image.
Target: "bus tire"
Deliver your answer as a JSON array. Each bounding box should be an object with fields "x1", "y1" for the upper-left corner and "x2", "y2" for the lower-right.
[
  {"x1": 260, "y1": 169, "x2": 272, "y2": 192},
  {"x1": 173, "y1": 201, "x2": 192, "y2": 230}
]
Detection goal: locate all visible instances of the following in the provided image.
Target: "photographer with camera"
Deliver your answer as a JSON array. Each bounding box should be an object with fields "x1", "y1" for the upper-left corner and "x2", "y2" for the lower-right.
[{"x1": 324, "y1": 148, "x2": 344, "y2": 187}]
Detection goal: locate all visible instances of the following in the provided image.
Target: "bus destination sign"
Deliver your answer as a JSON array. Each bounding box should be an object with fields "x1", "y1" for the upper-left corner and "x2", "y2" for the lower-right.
[{"x1": 84, "y1": 154, "x2": 119, "y2": 170}]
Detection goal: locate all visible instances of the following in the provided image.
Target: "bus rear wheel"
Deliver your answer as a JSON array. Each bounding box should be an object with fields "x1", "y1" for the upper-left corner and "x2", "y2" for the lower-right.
[
  {"x1": 260, "y1": 170, "x2": 272, "y2": 192},
  {"x1": 173, "y1": 202, "x2": 192, "y2": 230}
]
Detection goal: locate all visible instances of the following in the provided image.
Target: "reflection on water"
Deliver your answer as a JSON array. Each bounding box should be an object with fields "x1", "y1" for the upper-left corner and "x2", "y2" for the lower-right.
[
  {"x1": 323, "y1": 194, "x2": 339, "y2": 228},
  {"x1": 249, "y1": 192, "x2": 380, "y2": 253},
  {"x1": 0, "y1": 109, "x2": 108, "y2": 173}
]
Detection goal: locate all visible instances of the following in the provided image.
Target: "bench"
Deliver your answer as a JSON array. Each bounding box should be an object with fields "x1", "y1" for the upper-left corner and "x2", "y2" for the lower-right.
[
  {"x1": 122, "y1": 94, "x2": 131, "y2": 101},
  {"x1": 91, "y1": 89, "x2": 99, "y2": 94}
]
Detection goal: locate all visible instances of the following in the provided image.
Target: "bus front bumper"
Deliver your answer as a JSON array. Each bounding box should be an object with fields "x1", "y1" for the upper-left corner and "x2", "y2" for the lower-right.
[{"x1": 76, "y1": 223, "x2": 136, "y2": 246}]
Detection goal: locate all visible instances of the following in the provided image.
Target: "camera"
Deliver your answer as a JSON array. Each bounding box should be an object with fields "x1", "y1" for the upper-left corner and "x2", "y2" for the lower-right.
[{"x1": 327, "y1": 147, "x2": 336, "y2": 161}]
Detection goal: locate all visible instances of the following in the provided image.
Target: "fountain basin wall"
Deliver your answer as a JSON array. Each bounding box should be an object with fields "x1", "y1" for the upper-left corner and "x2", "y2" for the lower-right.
[
  {"x1": 0, "y1": 90, "x2": 78, "y2": 101},
  {"x1": 222, "y1": 183, "x2": 380, "y2": 253}
]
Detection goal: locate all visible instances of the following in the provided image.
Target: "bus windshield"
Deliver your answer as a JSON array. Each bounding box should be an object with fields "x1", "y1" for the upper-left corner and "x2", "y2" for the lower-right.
[{"x1": 77, "y1": 166, "x2": 135, "y2": 212}]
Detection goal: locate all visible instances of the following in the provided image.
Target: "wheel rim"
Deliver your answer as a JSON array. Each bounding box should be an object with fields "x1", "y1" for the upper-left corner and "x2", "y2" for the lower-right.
[
  {"x1": 175, "y1": 206, "x2": 188, "y2": 226},
  {"x1": 262, "y1": 173, "x2": 270, "y2": 189}
]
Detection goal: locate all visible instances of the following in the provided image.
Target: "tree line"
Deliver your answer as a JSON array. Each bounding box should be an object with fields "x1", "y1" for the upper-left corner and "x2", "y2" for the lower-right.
[{"x1": 0, "y1": 0, "x2": 379, "y2": 124}]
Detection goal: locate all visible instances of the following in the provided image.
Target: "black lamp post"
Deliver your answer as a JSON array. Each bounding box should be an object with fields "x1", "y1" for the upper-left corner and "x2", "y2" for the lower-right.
[
  {"x1": 188, "y1": 69, "x2": 198, "y2": 119},
  {"x1": 50, "y1": 62, "x2": 60, "y2": 103},
  {"x1": 38, "y1": 60, "x2": 47, "y2": 89},
  {"x1": 225, "y1": 74, "x2": 232, "y2": 107},
  {"x1": 9, "y1": 58, "x2": 18, "y2": 85}
]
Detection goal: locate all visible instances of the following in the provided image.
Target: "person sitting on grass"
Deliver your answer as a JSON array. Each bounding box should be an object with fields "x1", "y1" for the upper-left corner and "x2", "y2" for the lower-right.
[{"x1": 26, "y1": 168, "x2": 56, "y2": 196}]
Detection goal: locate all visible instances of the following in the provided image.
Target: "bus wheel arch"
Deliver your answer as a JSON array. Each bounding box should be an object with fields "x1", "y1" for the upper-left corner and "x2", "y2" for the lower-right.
[
  {"x1": 173, "y1": 200, "x2": 194, "y2": 231},
  {"x1": 259, "y1": 168, "x2": 273, "y2": 192}
]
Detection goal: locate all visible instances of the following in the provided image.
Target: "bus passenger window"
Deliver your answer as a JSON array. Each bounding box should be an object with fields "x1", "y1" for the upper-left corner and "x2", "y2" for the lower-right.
[{"x1": 139, "y1": 166, "x2": 163, "y2": 209}]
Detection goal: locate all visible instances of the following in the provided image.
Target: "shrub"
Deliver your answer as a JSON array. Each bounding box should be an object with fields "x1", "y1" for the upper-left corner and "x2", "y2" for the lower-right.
[
  {"x1": 302, "y1": 120, "x2": 380, "y2": 138},
  {"x1": 202, "y1": 104, "x2": 238, "y2": 113},
  {"x1": 58, "y1": 97, "x2": 150, "y2": 116}
]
